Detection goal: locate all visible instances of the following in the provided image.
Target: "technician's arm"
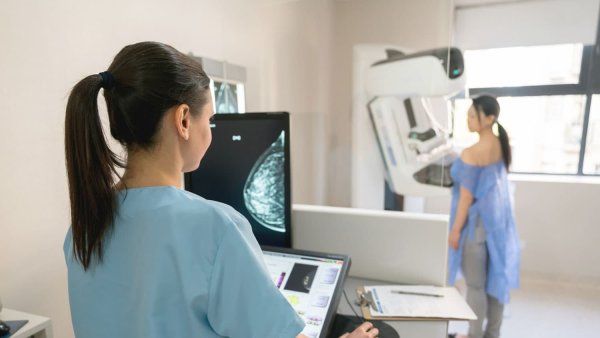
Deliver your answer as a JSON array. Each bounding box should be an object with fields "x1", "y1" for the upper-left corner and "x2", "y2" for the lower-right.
[{"x1": 449, "y1": 186, "x2": 473, "y2": 250}]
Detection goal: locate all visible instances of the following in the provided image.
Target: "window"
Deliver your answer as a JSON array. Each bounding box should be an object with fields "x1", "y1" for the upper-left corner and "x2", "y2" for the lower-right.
[
  {"x1": 456, "y1": 42, "x2": 600, "y2": 175},
  {"x1": 454, "y1": 96, "x2": 586, "y2": 174},
  {"x1": 453, "y1": 0, "x2": 600, "y2": 176},
  {"x1": 583, "y1": 95, "x2": 600, "y2": 174},
  {"x1": 498, "y1": 96, "x2": 585, "y2": 174}
]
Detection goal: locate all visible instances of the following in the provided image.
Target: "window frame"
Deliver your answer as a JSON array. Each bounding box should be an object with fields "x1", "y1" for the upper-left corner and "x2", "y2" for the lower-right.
[{"x1": 463, "y1": 26, "x2": 600, "y2": 176}]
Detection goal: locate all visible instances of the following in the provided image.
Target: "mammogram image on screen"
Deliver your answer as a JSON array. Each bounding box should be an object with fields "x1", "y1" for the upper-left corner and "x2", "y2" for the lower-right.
[
  {"x1": 284, "y1": 263, "x2": 318, "y2": 294},
  {"x1": 185, "y1": 115, "x2": 290, "y2": 247},
  {"x1": 244, "y1": 131, "x2": 285, "y2": 232}
]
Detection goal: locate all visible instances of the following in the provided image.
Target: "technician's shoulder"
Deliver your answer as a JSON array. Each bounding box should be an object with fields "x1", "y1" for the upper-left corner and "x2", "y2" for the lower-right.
[{"x1": 175, "y1": 189, "x2": 250, "y2": 234}]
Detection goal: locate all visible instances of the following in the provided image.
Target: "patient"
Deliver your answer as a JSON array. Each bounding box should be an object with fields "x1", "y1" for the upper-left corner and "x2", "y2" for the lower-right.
[{"x1": 447, "y1": 95, "x2": 520, "y2": 338}]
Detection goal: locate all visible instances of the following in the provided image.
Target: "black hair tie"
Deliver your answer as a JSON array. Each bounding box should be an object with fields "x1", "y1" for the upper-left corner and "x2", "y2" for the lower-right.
[{"x1": 99, "y1": 71, "x2": 115, "y2": 89}]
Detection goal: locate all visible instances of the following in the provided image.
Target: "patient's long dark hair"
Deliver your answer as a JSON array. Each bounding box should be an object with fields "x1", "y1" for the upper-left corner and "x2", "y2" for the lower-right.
[
  {"x1": 472, "y1": 95, "x2": 511, "y2": 169},
  {"x1": 64, "y1": 42, "x2": 210, "y2": 269}
]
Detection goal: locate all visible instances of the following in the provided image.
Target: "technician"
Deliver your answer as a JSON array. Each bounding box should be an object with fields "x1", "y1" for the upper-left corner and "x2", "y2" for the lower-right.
[
  {"x1": 447, "y1": 95, "x2": 521, "y2": 338},
  {"x1": 63, "y1": 41, "x2": 377, "y2": 338}
]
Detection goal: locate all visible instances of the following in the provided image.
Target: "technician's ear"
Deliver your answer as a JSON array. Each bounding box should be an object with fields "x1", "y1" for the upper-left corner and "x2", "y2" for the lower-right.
[{"x1": 175, "y1": 104, "x2": 191, "y2": 141}]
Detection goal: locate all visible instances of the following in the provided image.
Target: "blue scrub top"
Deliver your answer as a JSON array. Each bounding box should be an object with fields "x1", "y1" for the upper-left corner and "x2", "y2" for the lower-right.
[
  {"x1": 448, "y1": 158, "x2": 521, "y2": 304},
  {"x1": 64, "y1": 186, "x2": 305, "y2": 338}
]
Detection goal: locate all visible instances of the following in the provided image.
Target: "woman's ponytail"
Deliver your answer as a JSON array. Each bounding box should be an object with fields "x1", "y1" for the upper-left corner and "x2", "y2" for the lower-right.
[
  {"x1": 65, "y1": 42, "x2": 210, "y2": 269},
  {"x1": 473, "y1": 94, "x2": 511, "y2": 170},
  {"x1": 65, "y1": 74, "x2": 123, "y2": 270},
  {"x1": 496, "y1": 122, "x2": 511, "y2": 169}
]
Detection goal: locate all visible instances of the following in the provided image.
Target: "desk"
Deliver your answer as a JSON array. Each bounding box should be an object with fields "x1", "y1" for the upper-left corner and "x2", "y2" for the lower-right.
[
  {"x1": 338, "y1": 277, "x2": 450, "y2": 338},
  {"x1": 0, "y1": 309, "x2": 53, "y2": 338}
]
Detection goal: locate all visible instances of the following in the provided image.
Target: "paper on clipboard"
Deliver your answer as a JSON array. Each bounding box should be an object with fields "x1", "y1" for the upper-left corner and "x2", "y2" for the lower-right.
[{"x1": 357, "y1": 285, "x2": 476, "y2": 321}]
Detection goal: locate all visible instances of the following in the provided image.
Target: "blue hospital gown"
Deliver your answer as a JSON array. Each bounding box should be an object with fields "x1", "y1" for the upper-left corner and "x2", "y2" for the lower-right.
[
  {"x1": 448, "y1": 158, "x2": 521, "y2": 304},
  {"x1": 64, "y1": 186, "x2": 304, "y2": 338}
]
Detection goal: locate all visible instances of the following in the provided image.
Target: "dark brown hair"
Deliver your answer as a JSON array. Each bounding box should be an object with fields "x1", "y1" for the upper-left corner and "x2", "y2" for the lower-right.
[
  {"x1": 64, "y1": 42, "x2": 210, "y2": 269},
  {"x1": 472, "y1": 94, "x2": 511, "y2": 169}
]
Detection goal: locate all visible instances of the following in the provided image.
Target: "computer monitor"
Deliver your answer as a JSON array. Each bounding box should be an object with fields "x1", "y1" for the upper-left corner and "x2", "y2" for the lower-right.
[
  {"x1": 185, "y1": 112, "x2": 291, "y2": 247},
  {"x1": 262, "y1": 246, "x2": 351, "y2": 338}
]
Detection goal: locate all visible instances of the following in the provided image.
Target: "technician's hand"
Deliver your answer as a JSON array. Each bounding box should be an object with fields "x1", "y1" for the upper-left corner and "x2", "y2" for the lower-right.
[
  {"x1": 340, "y1": 321, "x2": 379, "y2": 338},
  {"x1": 449, "y1": 228, "x2": 461, "y2": 250}
]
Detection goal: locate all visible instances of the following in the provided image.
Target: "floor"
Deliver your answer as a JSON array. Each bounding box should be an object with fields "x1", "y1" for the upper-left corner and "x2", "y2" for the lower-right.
[{"x1": 448, "y1": 277, "x2": 600, "y2": 338}]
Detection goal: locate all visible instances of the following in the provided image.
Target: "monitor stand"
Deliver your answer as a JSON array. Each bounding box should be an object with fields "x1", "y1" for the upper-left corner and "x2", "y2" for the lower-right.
[{"x1": 327, "y1": 314, "x2": 399, "y2": 338}]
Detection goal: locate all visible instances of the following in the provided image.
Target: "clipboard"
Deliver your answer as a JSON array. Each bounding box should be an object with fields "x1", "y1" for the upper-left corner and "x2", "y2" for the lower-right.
[{"x1": 356, "y1": 286, "x2": 476, "y2": 321}]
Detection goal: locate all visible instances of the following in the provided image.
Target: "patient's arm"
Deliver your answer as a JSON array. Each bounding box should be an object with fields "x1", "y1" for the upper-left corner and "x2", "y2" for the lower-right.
[{"x1": 449, "y1": 185, "x2": 473, "y2": 250}]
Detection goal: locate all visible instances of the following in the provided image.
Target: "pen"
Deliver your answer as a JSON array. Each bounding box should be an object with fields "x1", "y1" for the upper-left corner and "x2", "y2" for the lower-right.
[{"x1": 391, "y1": 290, "x2": 444, "y2": 297}]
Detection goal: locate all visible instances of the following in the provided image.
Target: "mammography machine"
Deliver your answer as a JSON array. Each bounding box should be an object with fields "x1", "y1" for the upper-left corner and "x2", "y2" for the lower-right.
[{"x1": 352, "y1": 45, "x2": 466, "y2": 207}]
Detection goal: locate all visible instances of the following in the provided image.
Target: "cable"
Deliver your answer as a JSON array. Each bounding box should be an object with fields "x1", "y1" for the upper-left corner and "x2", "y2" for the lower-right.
[
  {"x1": 342, "y1": 288, "x2": 364, "y2": 322},
  {"x1": 342, "y1": 289, "x2": 401, "y2": 338}
]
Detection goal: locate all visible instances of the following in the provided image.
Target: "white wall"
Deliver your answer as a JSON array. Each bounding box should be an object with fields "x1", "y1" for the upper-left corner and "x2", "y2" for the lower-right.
[
  {"x1": 326, "y1": 0, "x2": 455, "y2": 206},
  {"x1": 425, "y1": 176, "x2": 600, "y2": 284},
  {"x1": 0, "y1": 1, "x2": 333, "y2": 337}
]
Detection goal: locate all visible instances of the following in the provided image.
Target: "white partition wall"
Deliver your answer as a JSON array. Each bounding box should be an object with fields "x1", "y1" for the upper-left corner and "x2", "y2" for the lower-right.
[{"x1": 292, "y1": 204, "x2": 449, "y2": 286}]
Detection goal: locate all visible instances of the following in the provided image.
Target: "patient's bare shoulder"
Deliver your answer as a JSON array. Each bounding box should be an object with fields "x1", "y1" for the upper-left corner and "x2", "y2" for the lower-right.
[{"x1": 460, "y1": 147, "x2": 478, "y2": 166}]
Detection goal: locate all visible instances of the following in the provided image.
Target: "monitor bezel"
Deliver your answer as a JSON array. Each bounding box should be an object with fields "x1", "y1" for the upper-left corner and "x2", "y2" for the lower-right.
[
  {"x1": 184, "y1": 112, "x2": 292, "y2": 248},
  {"x1": 261, "y1": 246, "x2": 352, "y2": 338}
]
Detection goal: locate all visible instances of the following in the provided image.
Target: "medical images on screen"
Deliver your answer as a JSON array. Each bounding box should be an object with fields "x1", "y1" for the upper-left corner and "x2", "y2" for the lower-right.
[
  {"x1": 244, "y1": 131, "x2": 286, "y2": 232},
  {"x1": 264, "y1": 252, "x2": 343, "y2": 338},
  {"x1": 186, "y1": 117, "x2": 288, "y2": 247},
  {"x1": 284, "y1": 263, "x2": 317, "y2": 293}
]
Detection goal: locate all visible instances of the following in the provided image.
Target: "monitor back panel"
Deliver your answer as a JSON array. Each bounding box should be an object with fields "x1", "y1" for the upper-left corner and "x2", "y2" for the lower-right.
[{"x1": 292, "y1": 204, "x2": 448, "y2": 286}]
